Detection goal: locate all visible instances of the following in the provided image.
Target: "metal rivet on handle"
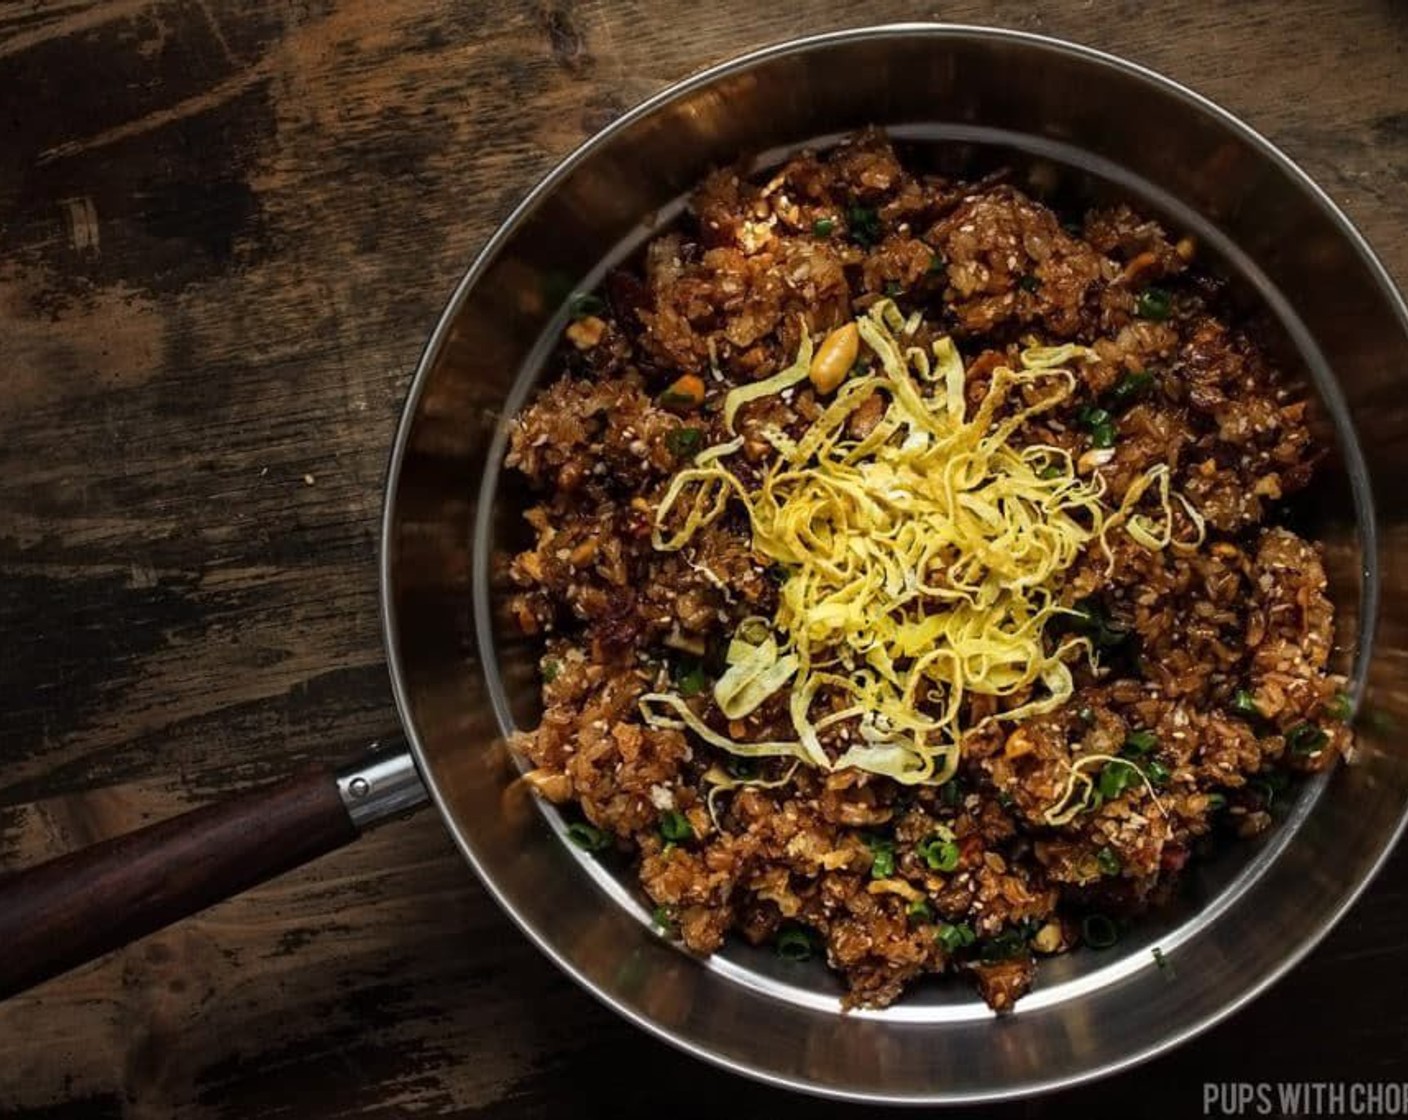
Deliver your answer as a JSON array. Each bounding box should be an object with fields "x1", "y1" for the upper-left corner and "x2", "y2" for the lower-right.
[{"x1": 335, "y1": 746, "x2": 425, "y2": 831}]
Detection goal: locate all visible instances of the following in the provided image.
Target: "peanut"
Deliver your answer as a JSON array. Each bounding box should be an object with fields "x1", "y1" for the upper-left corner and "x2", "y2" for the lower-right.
[
  {"x1": 809, "y1": 322, "x2": 860, "y2": 394},
  {"x1": 1253, "y1": 473, "x2": 1283, "y2": 499},
  {"x1": 565, "y1": 314, "x2": 606, "y2": 349},
  {"x1": 1004, "y1": 727, "x2": 1036, "y2": 759},
  {"x1": 523, "y1": 768, "x2": 573, "y2": 803},
  {"x1": 1077, "y1": 447, "x2": 1116, "y2": 474},
  {"x1": 1032, "y1": 920, "x2": 1066, "y2": 954},
  {"x1": 568, "y1": 539, "x2": 598, "y2": 567}
]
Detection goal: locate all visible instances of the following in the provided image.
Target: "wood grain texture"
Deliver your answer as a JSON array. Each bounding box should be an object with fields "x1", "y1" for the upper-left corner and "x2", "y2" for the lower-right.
[
  {"x1": 1, "y1": 0, "x2": 1405, "y2": 1115},
  {"x1": 0, "y1": 765, "x2": 357, "y2": 1001}
]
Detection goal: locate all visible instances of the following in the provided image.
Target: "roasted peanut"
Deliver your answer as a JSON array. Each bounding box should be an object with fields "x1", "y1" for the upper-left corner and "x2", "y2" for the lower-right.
[
  {"x1": 809, "y1": 322, "x2": 860, "y2": 394},
  {"x1": 568, "y1": 539, "x2": 598, "y2": 567},
  {"x1": 1004, "y1": 727, "x2": 1036, "y2": 759},
  {"x1": 523, "y1": 768, "x2": 573, "y2": 803},
  {"x1": 565, "y1": 314, "x2": 606, "y2": 349},
  {"x1": 1253, "y1": 473, "x2": 1282, "y2": 499},
  {"x1": 514, "y1": 550, "x2": 544, "y2": 581},
  {"x1": 1077, "y1": 447, "x2": 1116, "y2": 473},
  {"x1": 1032, "y1": 920, "x2": 1067, "y2": 954}
]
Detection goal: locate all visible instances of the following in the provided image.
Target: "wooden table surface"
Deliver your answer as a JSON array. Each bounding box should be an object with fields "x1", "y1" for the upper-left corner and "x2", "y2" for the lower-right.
[{"x1": 2, "y1": 1, "x2": 1406, "y2": 1115}]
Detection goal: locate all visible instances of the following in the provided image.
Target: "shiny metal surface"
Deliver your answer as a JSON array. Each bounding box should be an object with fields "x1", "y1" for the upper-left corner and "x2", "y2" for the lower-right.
[
  {"x1": 334, "y1": 738, "x2": 428, "y2": 830},
  {"x1": 380, "y1": 25, "x2": 1408, "y2": 1102}
]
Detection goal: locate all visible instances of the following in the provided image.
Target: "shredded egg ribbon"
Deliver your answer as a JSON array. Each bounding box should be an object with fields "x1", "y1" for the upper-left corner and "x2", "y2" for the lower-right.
[{"x1": 640, "y1": 300, "x2": 1200, "y2": 786}]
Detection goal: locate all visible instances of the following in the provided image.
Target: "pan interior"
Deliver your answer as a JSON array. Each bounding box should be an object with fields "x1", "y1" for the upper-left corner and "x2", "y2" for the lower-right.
[{"x1": 469, "y1": 124, "x2": 1375, "y2": 1021}]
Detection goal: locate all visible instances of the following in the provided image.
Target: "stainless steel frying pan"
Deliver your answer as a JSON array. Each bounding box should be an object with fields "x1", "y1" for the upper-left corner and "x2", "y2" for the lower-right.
[{"x1": 4, "y1": 25, "x2": 1407, "y2": 1105}]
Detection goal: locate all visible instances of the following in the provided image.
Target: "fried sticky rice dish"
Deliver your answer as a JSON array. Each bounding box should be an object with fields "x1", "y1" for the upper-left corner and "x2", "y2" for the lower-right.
[{"x1": 503, "y1": 129, "x2": 1353, "y2": 1011}]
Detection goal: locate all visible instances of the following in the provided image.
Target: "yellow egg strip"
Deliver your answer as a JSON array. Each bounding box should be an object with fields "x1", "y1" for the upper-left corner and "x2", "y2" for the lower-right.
[
  {"x1": 1043, "y1": 753, "x2": 1168, "y2": 825},
  {"x1": 644, "y1": 300, "x2": 1193, "y2": 786}
]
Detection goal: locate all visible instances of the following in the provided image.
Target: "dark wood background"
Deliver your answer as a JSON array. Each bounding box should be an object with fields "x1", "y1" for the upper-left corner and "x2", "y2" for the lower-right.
[{"x1": 2, "y1": 1, "x2": 1405, "y2": 1115}]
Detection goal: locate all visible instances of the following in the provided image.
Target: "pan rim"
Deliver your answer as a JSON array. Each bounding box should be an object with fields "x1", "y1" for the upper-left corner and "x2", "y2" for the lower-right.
[{"x1": 380, "y1": 22, "x2": 1408, "y2": 1104}]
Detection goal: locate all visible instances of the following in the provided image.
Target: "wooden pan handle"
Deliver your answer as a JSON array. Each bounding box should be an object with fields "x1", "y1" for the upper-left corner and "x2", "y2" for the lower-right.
[{"x1": 0, "y1": 743, "x2": 424, "y2": 1000}]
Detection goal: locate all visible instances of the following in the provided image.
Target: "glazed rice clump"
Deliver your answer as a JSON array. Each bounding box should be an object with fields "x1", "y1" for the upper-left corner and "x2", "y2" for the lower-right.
[{"x1": 502, "y1": 129, "x2": 1353, "y2": 1012}]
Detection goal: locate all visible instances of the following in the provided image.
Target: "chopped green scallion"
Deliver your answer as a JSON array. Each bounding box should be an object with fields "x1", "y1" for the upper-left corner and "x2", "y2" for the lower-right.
[
  {"x1": 1231, "y1": 690, "x2": 1261, "y2": 719},
  {"x1": 568, "y1": 292, "x2": 605, "y2": 319},
  {"x1": 664, "y1": 426, "x2": 703, "y2": 458},
  {"x1": 1286, "y1": 723, "x2": 1329, "y2": 756},
  {"x1": 1108, "y1": 370, "x2": 1155, "y2": 409},
  {"x1": 1098, "y1": 759, "x2": 1139, "y2": 800},
  {"x1": 1077, "y1": 405, "x2": 1117, "y2": 448},
  {"x1": 918, "y1": 835, "x2": 961, "y2": 872},
  {"x1": 936, "y1": 922, "x2": 977, "y2": 952},
  {"x1": 674, "y1": 662, "x2": 707, "y2": 697},
  {"x1": 847, "y1": 205, "x2": 881, "y2": 246},
  {"x1": 776, "y1": 926, "x2": 815, "y2": 962},
  {"x1": 567, "y1": 822, "x2": 610, "y2": 852},
  {"x1": 1082, "y1": 913, "x2": 1120, "y2": 949},
  {"x1": 1327, "y1": 692, "x2": 1354, "y2": 722},
  {"x1": 980, "y1": 928, "x2": 1028, "y2": 962},
  {"x1": 1067, "y1": 599, "x2": 1129, "y2": 650},
  {"x1": 1135, "y1": 287, "x2": 1172, "y2": 320},
  {"x1": 660, "y1": 810, "x2": 694, "y2": 843}
]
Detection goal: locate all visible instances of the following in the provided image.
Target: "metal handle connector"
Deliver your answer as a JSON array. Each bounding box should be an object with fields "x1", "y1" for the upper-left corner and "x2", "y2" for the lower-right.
[{"x1": 335, "y1": 738, "x2": 429, "y2": 830}]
